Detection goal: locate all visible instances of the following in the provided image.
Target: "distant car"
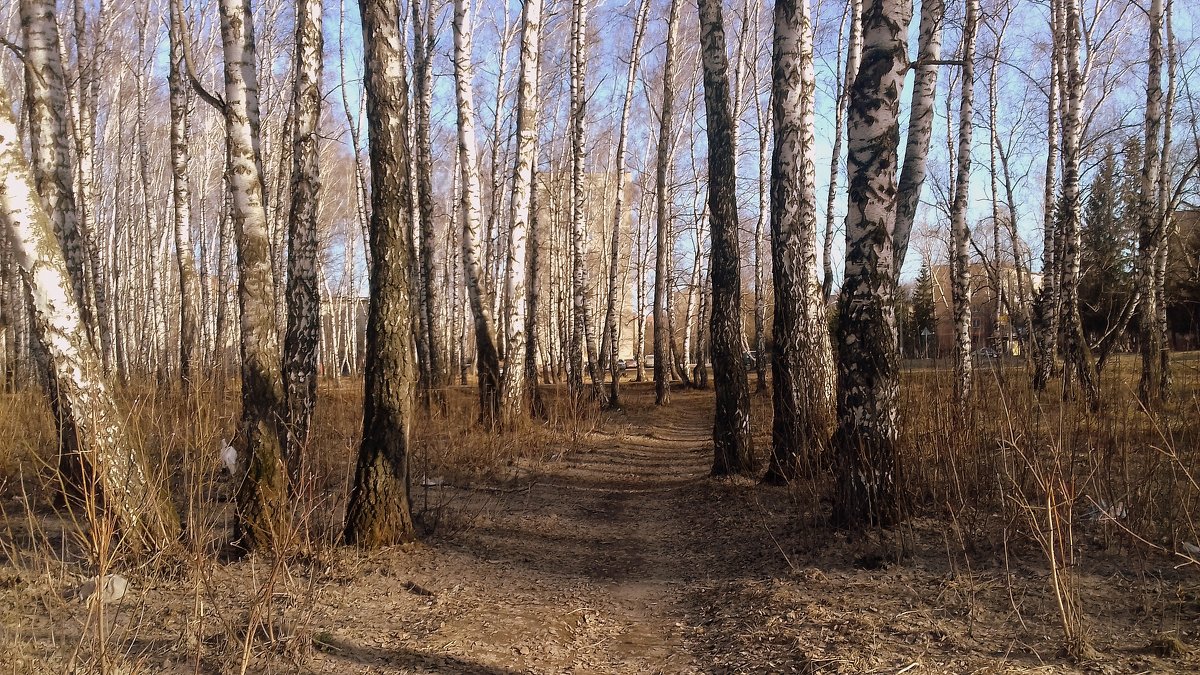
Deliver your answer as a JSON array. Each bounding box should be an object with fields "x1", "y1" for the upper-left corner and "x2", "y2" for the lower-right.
[
  {"x1": 615, "y1": 358, "x2": 628, "y2": 372},
  {"x1": 743, "y1": 351, "x2": 758, "y2": 369},
  {"x1": 973, "y1": 347, "x2": 999, "y2": 360}
]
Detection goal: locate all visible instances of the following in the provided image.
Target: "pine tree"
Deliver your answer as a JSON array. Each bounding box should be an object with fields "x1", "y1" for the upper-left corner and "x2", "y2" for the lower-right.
[{"x1": 910, "y1": 262, "x2": 936, "y2": 358}]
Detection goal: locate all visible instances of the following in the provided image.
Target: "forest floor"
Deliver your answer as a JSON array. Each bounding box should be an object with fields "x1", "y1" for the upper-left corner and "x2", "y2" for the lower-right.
[{"x1": 2, "y1": 381, "x2": 1200, "y2": 673}]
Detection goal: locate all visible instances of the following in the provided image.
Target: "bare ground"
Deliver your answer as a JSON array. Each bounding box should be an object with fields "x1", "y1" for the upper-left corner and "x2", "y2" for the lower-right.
[{"x1": 2, "y1": 383, "x2": 1199, "y2": 673}]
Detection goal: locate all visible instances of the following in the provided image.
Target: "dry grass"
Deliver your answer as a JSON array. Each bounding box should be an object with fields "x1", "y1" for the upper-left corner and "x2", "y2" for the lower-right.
[{"x1": 0, "y1": 356, "x2": 1197, "y2": 672}]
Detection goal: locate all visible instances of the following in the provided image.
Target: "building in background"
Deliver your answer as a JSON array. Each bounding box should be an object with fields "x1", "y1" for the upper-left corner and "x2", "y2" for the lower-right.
[{"x1": 930, "y1": 263, "x2": 1039, "y2": 357}]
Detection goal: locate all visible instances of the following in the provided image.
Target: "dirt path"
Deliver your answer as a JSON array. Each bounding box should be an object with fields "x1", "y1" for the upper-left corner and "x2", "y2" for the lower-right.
[
  {"x1": 7, "y1": 383, "x2": 1199, "y2": 673},
  {"x1": 310, "y1": 386, "x2": 757, "y2": 674}
]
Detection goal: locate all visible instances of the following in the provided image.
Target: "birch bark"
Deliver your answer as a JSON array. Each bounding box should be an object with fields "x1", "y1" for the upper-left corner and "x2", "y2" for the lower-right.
[
  {"x1": 832, "y1": 0, "x2": 909, "y2": 527},
  {"x1": 219, "y1": 0, "x2": 289, "y2": 551},
  {"x1": 949, "y1": 0, "x2": 978, "y2": 405},
  {"x1": 698, "y1": 0, "x2": 754, "y2": 476},
  {"x1": 653, "y1": 0, "x2": 681, "y2": 406},
  {"x1": 500, "y1": 0, "x2": 544, "y2": 426},
  {"x1": 568, "y1": 0, "x2": 604, "y2": 402},
  {"x1": 763, "y1": 0, "x2": 835, "y2": 484},
  {"x1": 1136, "y1": 0, "x2": 1165, "y2": 405},
  {"x1": 1057, "y1": 0, "x2": 1100, "y2": 409},
  {"x1": 283, "y1": 0, "x2": 323, "y2": 478},
  {"x1": 168, "y1": 2, "x2": 199, "y2": 390},
  {"x1": 453, "y1": 0, "x2": 502, "y2": 424},
  {"x1": 891, "y1": 0, "x2": 942, "y2": 276},
  {"x1": 0, "y1": 83, "x2": 181, "y2": 554},
  {"x1": 343, "y1": 0, "x2": 418, "y2": 546}
]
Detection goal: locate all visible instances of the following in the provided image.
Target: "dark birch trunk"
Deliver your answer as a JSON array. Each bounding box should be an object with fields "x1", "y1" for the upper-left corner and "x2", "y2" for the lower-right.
[
  {"x1": 698, "y1": 0, "x2": 754, "y2": 476},
  {"x1": 283, "y1": 0, "x2": 323, "y2": 481},
  {"x1": 344, "y1": 0, "x2": 418, "y2": 547},
  {"x1": 653, "y1": 0, "x2": 683, "y2": 407}
]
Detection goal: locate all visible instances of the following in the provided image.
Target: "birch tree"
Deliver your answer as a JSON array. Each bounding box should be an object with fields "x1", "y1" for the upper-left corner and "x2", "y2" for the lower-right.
[
  {"x1": 762, "y1": 0, "x2": 834, "y2": 484},
  {"x1": 1057, "y1": 0, "x2": 1100, "y2": 409},
  {"x1": 891, "y1": 0, "x2": 942, "y2": 276},
  {"x1": 1032, "y1": 0, "x2": 1062, "y2": 392},
  {"x1": 832, "y1": 0, "x2": 909, "y2": 527},
  {"x1": 343, "y1": 0, "x2": 418, "y2": 547},
  {"x1": 412, "y1": 0, "x2": 444, "y2": 403},
  {"x1": 219, "y1": 0, "x2": 289, "y2": 551},
  {"x1": 500, "y1": 0, "x2": 543, "y2": 427},
  {"x1": 949, "y1": 0, "x2": 978, "y2": 404},
  {"x1": 654, "y1": 0, "x2": 683, "y2": 407},
  {"x1": 0, "y1": 82, "x2": 180, "y2": 554},
  {"x1": 19, "y1": 0, "x2": 94, "y2": 338},
  {"x1": 1136, "y1": 0, "x2": 1165, "y2": 405},
  {"x1": 568, "y1": 0, "x2": 604, "y2": 401},
  {"x1": 599, "y1": 0, "x2": 651, "y2": 409},
  {"x1": 167, "y1": 0, "x2": 199, "y2": 390},
  {"x1": 453, "y1": 0, "x2": 502, "y2": 424},
  {"x1": 283, "y1": 0, "x2": 323, "y2": 477},
  {"x1": 698, "y1": 0, "x2": 753, "y2": 476}
]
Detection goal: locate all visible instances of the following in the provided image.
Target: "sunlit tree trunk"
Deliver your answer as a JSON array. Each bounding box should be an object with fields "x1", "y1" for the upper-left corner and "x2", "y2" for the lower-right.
[
  {"x1": 654, "y1": 0, "x2": 680, "y2": 406},
  {"x1": 1137, "y1": 0, "x2": 1165, "y2": 405},
  {"x1": 343, "y1": 0, "x2": 418, "y2": 547},
  {"x1": 19, "y1": 0, "x2": 94, "y2": 339},
  {"x1": 1155, "y1": 0, "x2": 1176, "y2": 399},
  {"x1": 219, "y1": 0, "x2": 289, "y2": 551},
  {"x1": 167, "y1": 1, "x2": 199, "y2": 390},
  {"x1": 525, "y1": 169, "x2": 546, "y2": 417},
  {"x1": 763, "y1": 0, "x2": 834, "y2": 484},
  {"x1": 0, "y1": 83, "x2": 181, "y2": 554},
  {"x1": 412, "y1": 0, "x2": 444, "y2": 404},
  {"x1": 599, "y1": 0, "x2": 650, "y2": 408},
  {"x1": 832, "y1": 0, "x2": 909, "y2": 527},
  {"x1": 949, "y1": 0, "x2": 978, "y2": 405},
  {"x1": 500, "y1": 0, "x2": 543, "y2": 427},
  {"x1": 822, "y1": 0, "x2": 861, "y2": 303},
  {"x1": 698, "y1": 0, "x2": 753, "y2": 476},
  {"x1": 452, "y1": 0, "x2": 502, "y2": 424},
  {"x1": 1032, "y1": 0, "x2": 1062, "y2": 393},
  {"x1": 283, "y1": 0, "x2": 323, "y2": 480},
  {"x1": 891, "y1": 0, "x2": 942, "y2": 276},
  {"x1": 568, "y1": 0, "x2": 604, "y2": 402},
  {"x1": 1057, "y1": 0, "x2": 1099, "y2": 410},
  {"x1": 68, "y1": 0, "x2": 110, "y2": 373}
]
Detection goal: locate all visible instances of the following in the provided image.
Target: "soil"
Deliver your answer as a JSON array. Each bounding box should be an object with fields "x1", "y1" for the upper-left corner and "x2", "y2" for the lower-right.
[{"x1": 2, "y1": 384, "x2": 1199, "y2": 673}]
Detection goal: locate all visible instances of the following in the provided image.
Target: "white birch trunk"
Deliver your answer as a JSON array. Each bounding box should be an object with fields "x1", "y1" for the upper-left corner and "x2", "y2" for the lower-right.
[
  {"x1": 763, "y1": 0, "x2": 835, "y2": 484},
  {"x1": 452, "y1": 0, "x2": 502, "y2": 423},
  {"x1": 0, "y1": 82, "x2": 180, "y2": 553},
  {"x1": 949, "y1": 0, "x2": 978, "y2": 405},
  {"x1": 1137, "y1": 0, "x2": 1165, "y2": 404},
  {"x1": 653, "y1": 0, "x2": 683, "y2": 406},
  {"x1": 832, "y1": 0, "x2": 909, "y2": 527},
  {"x1": 499, "y1": 0, "x2": 543, "y2": 426},
  {"x1": 219, "y1": 0, "x2": 289, "y2": 551},
  {"x1": 568, "y1": 0, "x2": 603, "y2": 401},
  {"x1": 891, "y1": 0, "x2": 942, "y2": 276},
  {"x1": 18, "y1": 0, "x2": 94, "y2": 341}
]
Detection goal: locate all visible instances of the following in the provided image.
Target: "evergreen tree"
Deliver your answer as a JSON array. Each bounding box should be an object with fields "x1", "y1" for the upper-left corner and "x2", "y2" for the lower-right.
[
  {"x1": 909, "y1": 262, "x2": 936, "y2": 357},
  {"x1": 1080, "y1": 143, "x2": 1135, "y2": 343}
]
